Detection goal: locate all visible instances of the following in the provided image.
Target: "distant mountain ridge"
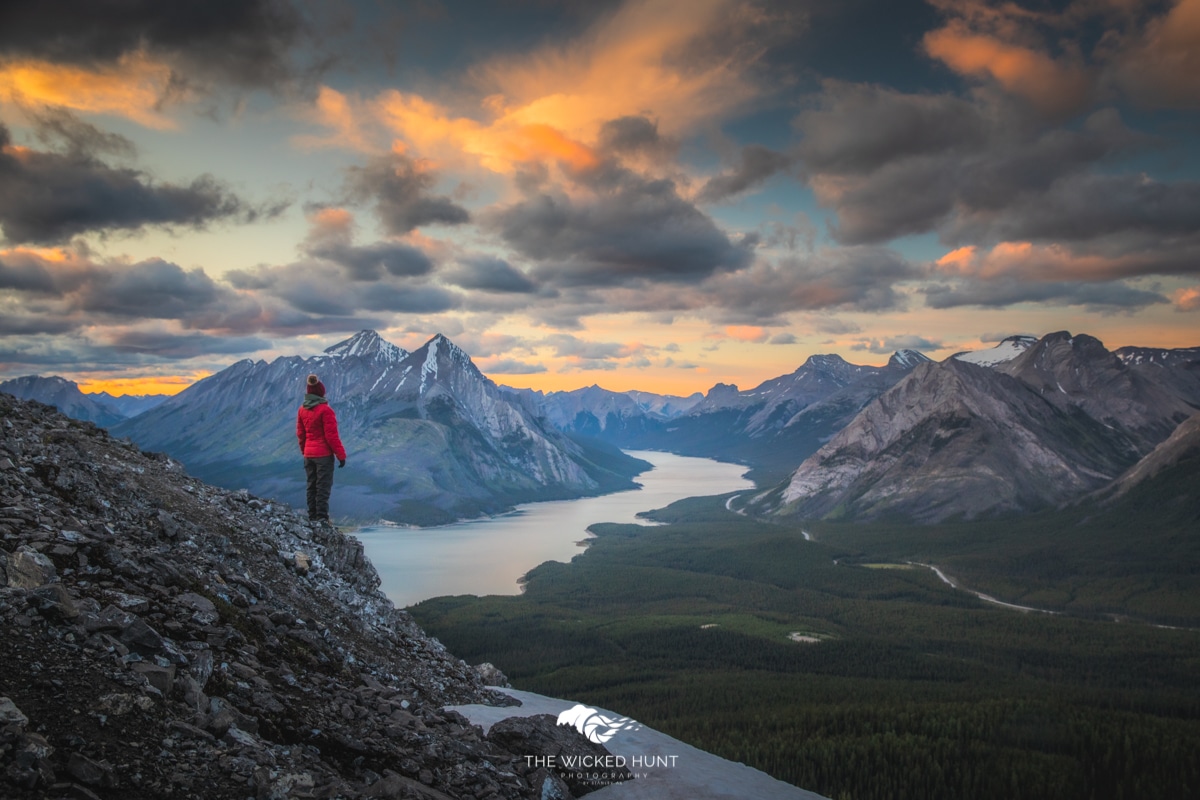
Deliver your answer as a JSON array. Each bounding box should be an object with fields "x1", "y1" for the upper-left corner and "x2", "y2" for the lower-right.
[
  {"x1": 528, "y1": 348, "x2": 933, "y2": 477},
  {"x1": 113, "y1": 331, "x2": 647, "y2": 524},
  {"x1": 754, "y1": 332, "x2": 1199, "y2": 523},
  {"x1": 0, "y1": 375, "x2": 166, "y2": 426}
]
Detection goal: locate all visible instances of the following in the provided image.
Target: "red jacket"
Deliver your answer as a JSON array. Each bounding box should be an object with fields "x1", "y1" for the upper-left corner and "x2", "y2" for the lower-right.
[{"x1": 297, "y1": 402, "x2": 347, "y2": 460}]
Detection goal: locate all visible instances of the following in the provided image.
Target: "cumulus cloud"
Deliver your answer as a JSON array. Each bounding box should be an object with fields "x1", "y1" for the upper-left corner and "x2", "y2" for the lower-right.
[
  {"x1": 698, "y1": 144, "x2": 792, "y2": 202},
  {"x1": 344, "y1": 150, "x2": 470, "y2": 235},
  {"x1": 0, "y1": 122, "x2": 280, "y2": 244},
  {"x1": 443, "y1": 255, "x2": 537, "y2": 294},
  {"x1": 491, "y1": 170, "x2": 754, "y2": 287},
  {"x1": 698, "y1": 245, "x2": 921, "y2": 322},
  {"x1": 229, "y1": 259, "x2": 458, "y2": 317},
  {"x1": 769, "y1": 332, "x2": 797, "y2": 344},
  {"x1": 792, "y1": 81, "x2": 1200, "y2": 295},
  {"x1": 0, "y1": 244, "x2": 300, "y2": 355},
  {"x1": 796, "y1": 81, "x2": 989, "y2": 175},
  {"x1": 798, "y1": 90, "x2": 1152, "y2": 246}
]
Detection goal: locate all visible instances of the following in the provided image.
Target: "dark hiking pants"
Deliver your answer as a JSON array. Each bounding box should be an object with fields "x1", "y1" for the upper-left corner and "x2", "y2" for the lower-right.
[{"x1": 304, "y1": 455, "x2": 336, "y2": 520}]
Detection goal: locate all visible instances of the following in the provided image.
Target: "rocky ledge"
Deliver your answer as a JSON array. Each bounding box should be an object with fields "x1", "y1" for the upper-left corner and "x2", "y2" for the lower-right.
[{"x1": 0, "y1": 394, "x2": 616, "y2": 800}]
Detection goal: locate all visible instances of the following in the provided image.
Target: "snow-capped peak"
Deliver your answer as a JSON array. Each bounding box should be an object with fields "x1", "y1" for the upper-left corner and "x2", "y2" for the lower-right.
[
  {"x1": 324, "y1": 330, "x2": 408, "y2": 363},
  {"x1": 952, "y1": 335, "x2": 1036, "y2": 367},
  {"x1": 888, "y1": 349, "x2": 931, "y2": 369}
]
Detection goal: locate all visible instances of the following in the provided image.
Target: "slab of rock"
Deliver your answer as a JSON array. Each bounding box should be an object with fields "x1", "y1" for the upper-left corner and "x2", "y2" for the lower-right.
[
  {"x1": 176, "y1": 591, "x2": 219, "y2": 625},
  {"x1": 131, "y1": 661, "x2": 176, "y2": 694},
  {"x1": 30, "y1": 583, "x2": 80, "y2": 620},
  {"x1": 0, "y1": 696, "x2": 29, "y2": 727},
  {"x1": 119, "y1": 617, "x2": 166, "y2": 654},
  {"x1": 67, "y1": 753, "x2": 116, "y2": 787},
  {"x1": 473, "y1": 662, "x2": 511, "y2": 687},
  {"x1": 7, "y1": 548, "x2": 56, "y2": 589}
]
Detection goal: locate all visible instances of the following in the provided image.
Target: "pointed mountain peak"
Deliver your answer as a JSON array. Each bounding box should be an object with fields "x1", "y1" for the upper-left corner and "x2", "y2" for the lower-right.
[
  {"x1": 420, "y1": 333, "x2": 473, "y2": 363},
  {"x1": 324, "y1": 330, "x2": 407, "y2": 363},
  {"x1": 409, "y1": 333, "x2": 483, "y2": 393},
  {"x1": 888, "y1": 350, "x2": 931, "y2": 370}
]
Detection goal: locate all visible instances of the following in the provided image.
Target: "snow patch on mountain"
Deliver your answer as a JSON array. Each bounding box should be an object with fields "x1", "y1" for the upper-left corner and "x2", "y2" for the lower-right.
[{"x1": 952, "y1": 335, "x2": 1037, "y2": 367}]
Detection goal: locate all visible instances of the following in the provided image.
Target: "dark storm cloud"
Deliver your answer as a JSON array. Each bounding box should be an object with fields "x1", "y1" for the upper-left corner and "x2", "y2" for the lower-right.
[
  {"x1": 0, "y1": 123, "x2": 278, "y2": 244},
  {"x1": 793, "y1": 83, "x2": 1187, "y2": 253},
  {"x1": 107, "y1": 330, "x2": 270, "y2": 358},
  {"x1": 698, "y1": 144, "x2": 793, "y2": 203},
  {"x1": 78, "y1": 258, "x2": 221, "y2": 318},
  {"x1": 946, "y1": 172, "x2": 1200, "y2": 252},
  {"x1": 442, "y1": 256, "x2": 537, "y2": 294},
  {"x1": 0, "y1": 253, "x2": 59, "y2": 293},
  {"x1": 923, "y1": 279, "x2": 1168, "y2": 311},
  {"x1": 344, "y1": 152, "x2": 470, "y2": 236},
  {"x1": 307, "y1": 240, "x2": 434, "y2": 281},
  {"x1": 0, "y1": 248, "x2": 272, "y2": 335},
  {"x1": 229, "y1": 259, "x2": 459, "y2": 317},
  {"x1": 490, "y1": 172, "x2": 754, "y2": 287},
  {"x1": 0, "y1": 314, "x2": 78, "y2": 336},
  {"x1": 827, "y1": 110, "x2": 1150, "y2": 244},
  {"x1": 796, "y1": 82, "x2": 989, "y2": 175},
  {"x1": 0, "y1": 0, "x2": 307, "y2": 88}
]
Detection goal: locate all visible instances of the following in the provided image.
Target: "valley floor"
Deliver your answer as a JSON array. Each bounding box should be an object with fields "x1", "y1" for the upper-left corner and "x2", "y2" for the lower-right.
[{"x1": 411, "y1": 490, "x2": 1200, "y2": 800}]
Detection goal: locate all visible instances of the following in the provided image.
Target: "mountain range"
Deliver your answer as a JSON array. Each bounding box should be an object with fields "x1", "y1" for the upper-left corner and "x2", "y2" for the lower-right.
[
  {"x1": 5, "y1": 330, "x2": 1197, "y2": 527},
  {"x1": 110, "y1": 331, "x2": 648, "y2": 524},
  {"x1": 522, "y1": 349, "x2": 934, "y2": 480},
  {"x1": 0, "y1": 375, "x2": 166, "y2": 427},
  {"x1": 750, "y1": 332, "x2": 1199, "y2": 522}
]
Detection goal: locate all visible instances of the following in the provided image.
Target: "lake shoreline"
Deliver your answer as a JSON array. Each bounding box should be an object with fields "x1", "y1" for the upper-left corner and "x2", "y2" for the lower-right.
[{"x1": 356, "y1": 451, "x2": 753, "y2": 607}]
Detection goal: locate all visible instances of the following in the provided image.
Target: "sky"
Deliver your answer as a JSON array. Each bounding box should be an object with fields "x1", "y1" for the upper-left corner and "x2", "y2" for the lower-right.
[{"x1": 0, "y1": 0, "x2": 1197, "y2": 397}]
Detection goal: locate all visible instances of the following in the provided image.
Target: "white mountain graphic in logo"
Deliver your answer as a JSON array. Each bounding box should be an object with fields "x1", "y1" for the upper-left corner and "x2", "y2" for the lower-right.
[{"x1": 556, "y1": 704, "x2": 642, "y2": 744}]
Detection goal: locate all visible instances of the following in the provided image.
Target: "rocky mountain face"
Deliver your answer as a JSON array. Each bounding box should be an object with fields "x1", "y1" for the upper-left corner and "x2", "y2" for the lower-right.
[
  {"x1": 0, "y1": 394, "x2": 638, "y2": 799},
  {"x1": 114, "y1": 332, "x2": 646, "y2": 525},
  {"x1": 515, "y1": 384, "x2": 700, "y2": 441},
  {"x1": 1106, "y1": 412, "x2": 1200, "y2": 499},
  {"x1": 0, "y1": 377, "x2": 166, "y2": 428},
  {"x1": 998, "y1": 332, "x2": 1196, "y2": 452},
  {"x1": 606, "y1": 351, "x2": 931, "y2": 475},
  {"x1": 757, "y1": 333, "x2": 1199, "y2": 523}
]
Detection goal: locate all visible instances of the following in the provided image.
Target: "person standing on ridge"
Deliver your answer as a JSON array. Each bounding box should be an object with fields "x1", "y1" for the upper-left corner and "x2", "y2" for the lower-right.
[{"x1": 297, "y1": 374, "x2": 346, "y2": 524}]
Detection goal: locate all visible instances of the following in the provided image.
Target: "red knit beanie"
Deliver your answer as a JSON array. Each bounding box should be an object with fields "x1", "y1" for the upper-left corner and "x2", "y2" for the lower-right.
[{"x1": 306, "y1": 374, "x2": 326, "y2": 397}]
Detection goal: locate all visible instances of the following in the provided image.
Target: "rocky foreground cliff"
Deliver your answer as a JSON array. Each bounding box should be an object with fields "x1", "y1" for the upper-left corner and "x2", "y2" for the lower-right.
[{"x1": 0, "y1": 393, "x2": 608, "y2": 800}]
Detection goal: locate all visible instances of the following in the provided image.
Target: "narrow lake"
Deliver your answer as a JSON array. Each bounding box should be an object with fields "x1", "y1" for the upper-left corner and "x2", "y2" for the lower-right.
[{"x1": 356, "y1": 451, "x2": 752, "y2": 608}]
